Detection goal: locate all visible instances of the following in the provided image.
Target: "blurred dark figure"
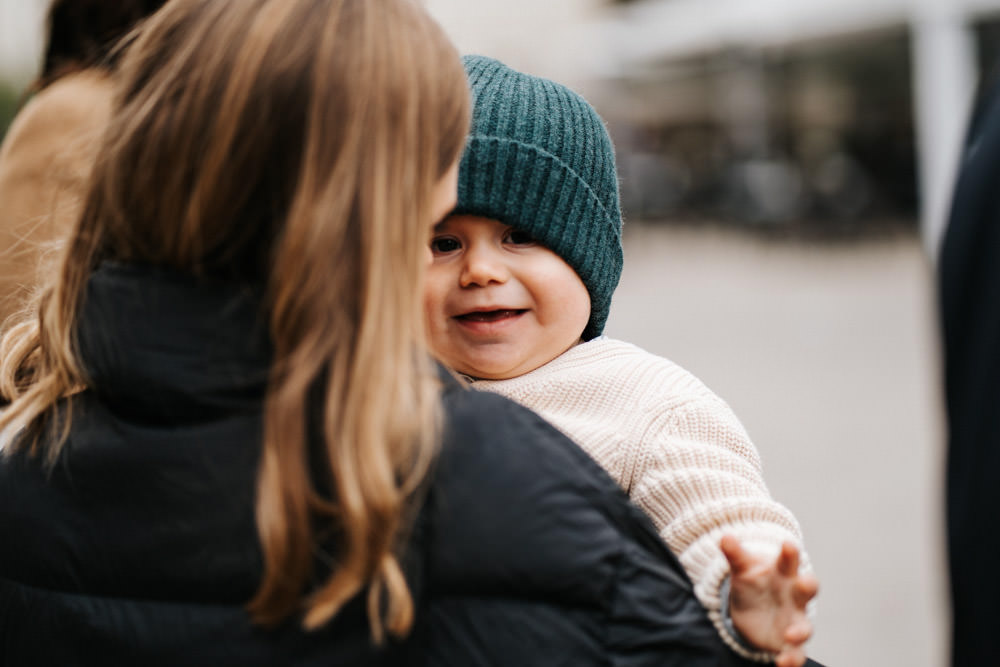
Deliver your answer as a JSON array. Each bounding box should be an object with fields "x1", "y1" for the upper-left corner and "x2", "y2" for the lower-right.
[
  {"x1": 939, "y1": 68, "x2": 1000, "y2": 667},
  {"x1": 0, "y1": 0, "x2": 167, "y2": 327},
  {"x1": 33, "y1": 0, "x2": 169, "y2": 92}
]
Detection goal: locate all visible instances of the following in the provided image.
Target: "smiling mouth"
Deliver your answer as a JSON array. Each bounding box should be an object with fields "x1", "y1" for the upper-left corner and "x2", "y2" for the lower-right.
[{"x1": 455, "y1": 309, "x2": 526, "y2": 323}]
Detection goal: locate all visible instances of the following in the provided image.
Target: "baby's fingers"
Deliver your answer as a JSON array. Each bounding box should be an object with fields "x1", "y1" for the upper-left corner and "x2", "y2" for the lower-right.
[
  {"x1": 775, "y1": 646, "x2": 807, "y2": 667},
  {"x1": 783, "y1": 619, "x2": 812, "y2": 645},
  {"x1": 719, "y1": 535, "x2": 752, "y2": 574},
  {"x1": 776, "y1": 542, "x2": 800, "y2": 577},
  {"x1": 794, "y1": 573, "x2": 820, "y2": 607}
]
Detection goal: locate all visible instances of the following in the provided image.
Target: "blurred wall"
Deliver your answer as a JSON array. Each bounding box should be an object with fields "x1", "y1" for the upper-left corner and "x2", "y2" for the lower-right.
[
  {"x1": 425, "y1": 0, "x2": 617, "y2": 98},
  {"x1": 0, "y1": 0, "x2": 45, "y2": 138},
  {"x1": 0, "y1": 0, "x2": 44, "y2": 85}
]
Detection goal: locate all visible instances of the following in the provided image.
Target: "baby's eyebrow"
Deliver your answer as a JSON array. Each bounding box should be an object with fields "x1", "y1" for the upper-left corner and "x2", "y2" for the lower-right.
[{"x1": 433, "y1": 215, "x2": 455, "y2": 232}]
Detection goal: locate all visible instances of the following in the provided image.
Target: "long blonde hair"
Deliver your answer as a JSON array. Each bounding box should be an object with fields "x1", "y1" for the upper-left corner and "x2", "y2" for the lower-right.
[{"x1": 0, "y1": 0, "x2": 470, "y2": 641}]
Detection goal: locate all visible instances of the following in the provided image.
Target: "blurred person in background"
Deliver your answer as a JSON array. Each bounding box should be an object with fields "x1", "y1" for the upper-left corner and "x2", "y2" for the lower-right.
[
  {"x1": 0, "y1": 1, "x2": 768, "y2": 665},
  {"x1": 0, "y1": 0, "x2": 168, "y2": 328},
  {"x1": 939, "y1": 63, "x2": 1000, "y2": 667}
]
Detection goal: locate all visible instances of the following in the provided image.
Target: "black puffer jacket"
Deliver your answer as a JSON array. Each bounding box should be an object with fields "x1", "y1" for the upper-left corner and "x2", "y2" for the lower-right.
[{"x1": 0, "y1": 264, "x2": 757, "y2": 666}]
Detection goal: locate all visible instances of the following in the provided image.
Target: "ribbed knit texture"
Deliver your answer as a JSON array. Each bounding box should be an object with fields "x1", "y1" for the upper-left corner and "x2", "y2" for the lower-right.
[
  {"x1": 457, "y1": 55, "x2": 623, "y2": 340},
  {"x1": 473, "y1": 337, "x2": 811, "y2": 662}
]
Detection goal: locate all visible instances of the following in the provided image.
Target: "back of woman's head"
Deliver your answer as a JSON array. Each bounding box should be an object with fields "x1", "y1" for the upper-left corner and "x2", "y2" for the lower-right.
[
  {"x1": 1, "y1": 0, "x2": 470, "y2": 640},
  {"x1": 36, "y1": 0, "x2": 169, "y2": 90}
]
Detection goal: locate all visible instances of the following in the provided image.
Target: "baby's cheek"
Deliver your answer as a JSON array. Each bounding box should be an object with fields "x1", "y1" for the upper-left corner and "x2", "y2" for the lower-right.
[
  {"x1": 423, "y1": 308, "x2": 452, "y2": 351},
  {"x1": 424, "y1": 325, "x2": 447, "y2": 359},
  {"x1": 421, "y1": 279, "x2": 442, "y2": 319},
  {"x1": 427, "y1": 332, "x2": 467, "y2": 372}
]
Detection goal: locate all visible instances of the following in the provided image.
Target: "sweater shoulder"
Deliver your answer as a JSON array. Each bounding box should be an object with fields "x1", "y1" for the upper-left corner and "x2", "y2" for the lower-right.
[{"x1": 489, "y1": 337, "x2": 727, "y2": 412}]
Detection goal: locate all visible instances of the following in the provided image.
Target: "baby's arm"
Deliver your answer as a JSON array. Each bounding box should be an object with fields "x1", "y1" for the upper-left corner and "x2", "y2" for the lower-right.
[{"x1": 626, "y1": 394, "x2": 815, "y2": 662}]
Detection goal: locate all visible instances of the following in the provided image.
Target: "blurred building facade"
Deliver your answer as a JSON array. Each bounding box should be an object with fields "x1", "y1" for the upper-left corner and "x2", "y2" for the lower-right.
[
  {"x1": 598, "y1": 0, "x2": 998, "y2": 254},
  {"x1": 429, "y1": 0, "x2": 1000, "y2": 251}
]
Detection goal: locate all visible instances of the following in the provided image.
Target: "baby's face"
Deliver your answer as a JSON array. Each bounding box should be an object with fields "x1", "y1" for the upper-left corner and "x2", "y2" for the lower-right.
[{"x1": 423, "y1": 215, "x2": 590, "y2": 380}]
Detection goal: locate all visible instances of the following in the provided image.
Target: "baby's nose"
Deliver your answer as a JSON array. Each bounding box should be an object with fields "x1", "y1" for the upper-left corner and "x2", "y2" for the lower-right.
[{"x1": 460, "y1": 246, "x2": 509, "y2": 287}]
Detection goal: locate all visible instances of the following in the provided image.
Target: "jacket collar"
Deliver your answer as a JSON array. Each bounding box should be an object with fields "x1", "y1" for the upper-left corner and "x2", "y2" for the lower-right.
[{"x1": 77, "y1": 262, "x2": 272, "y2": 423}]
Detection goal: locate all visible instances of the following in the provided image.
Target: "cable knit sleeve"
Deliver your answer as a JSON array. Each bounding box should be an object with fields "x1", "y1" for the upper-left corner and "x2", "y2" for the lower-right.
[{"x1": 625, "y1": 384, "x2": 808, "y2": 662}]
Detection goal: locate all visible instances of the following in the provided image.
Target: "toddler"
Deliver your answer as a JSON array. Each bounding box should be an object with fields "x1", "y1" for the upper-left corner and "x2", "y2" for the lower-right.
[{"x1": 424, "y1": 55, "x2": 818, "y2": 665}]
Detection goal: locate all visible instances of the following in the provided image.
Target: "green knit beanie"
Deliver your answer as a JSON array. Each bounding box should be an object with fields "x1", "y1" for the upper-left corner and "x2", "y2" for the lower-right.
[{"x1": 456, "y1": 55, "x2": 623, "y2": 341}]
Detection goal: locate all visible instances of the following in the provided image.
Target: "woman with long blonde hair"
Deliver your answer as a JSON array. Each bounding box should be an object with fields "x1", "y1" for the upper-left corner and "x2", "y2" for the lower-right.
[{"x1": 0, "y1": 1, "x2": 768, "y2": 665}]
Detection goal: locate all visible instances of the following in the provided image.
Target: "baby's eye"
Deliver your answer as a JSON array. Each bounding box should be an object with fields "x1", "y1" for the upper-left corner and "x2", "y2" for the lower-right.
[
  {"x1": 505, "y1": 229, "x2": 537, "y2": 246},
  {"x1": 430, "y1": 236, "x2": 461, "y2": 254}
]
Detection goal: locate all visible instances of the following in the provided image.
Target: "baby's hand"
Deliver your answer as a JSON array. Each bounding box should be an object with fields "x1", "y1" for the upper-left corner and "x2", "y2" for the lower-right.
[{"x1": 720, "y1": 535, "x2": 819, "y2": 667}]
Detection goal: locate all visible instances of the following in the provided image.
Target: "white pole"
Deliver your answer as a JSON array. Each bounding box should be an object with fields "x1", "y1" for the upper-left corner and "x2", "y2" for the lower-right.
[{"x1": 911, "y1": 2, "x2": 977, "y2": 258}]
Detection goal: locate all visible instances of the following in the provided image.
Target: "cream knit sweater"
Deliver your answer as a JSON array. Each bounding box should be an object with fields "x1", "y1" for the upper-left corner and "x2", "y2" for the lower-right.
[{"x1": 472, "y1": 336, "x2": 809, "y2": 661}]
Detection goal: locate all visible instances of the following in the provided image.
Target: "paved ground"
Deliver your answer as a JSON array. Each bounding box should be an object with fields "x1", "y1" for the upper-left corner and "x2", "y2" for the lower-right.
[{"x1": 606, "y1": 224, "x2": 947, "y2": 667}]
